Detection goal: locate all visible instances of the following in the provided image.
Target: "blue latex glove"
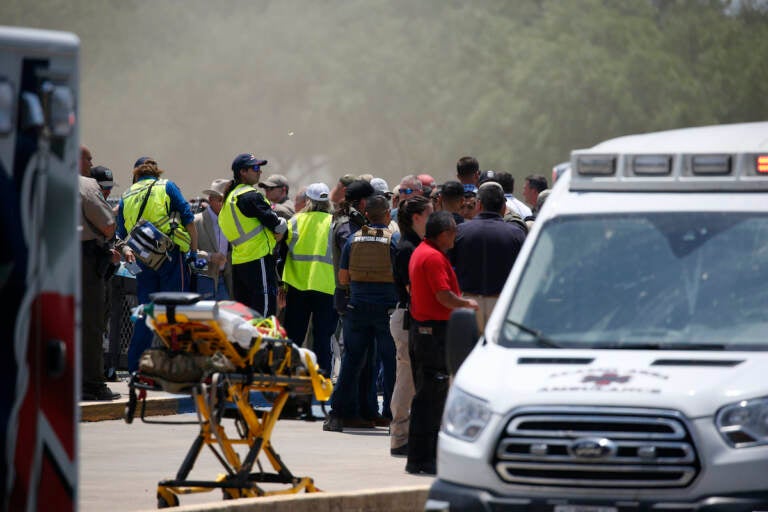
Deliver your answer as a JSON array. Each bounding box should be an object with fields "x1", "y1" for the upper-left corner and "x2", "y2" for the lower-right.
[{"x1": 186, "y1": 251, "x2": 207, "y2": 270}]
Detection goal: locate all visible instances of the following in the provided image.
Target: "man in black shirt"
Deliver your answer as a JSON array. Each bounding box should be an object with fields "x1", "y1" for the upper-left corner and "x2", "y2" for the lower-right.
[{"x1": 450, "y1": 182, "x2": 526, "y2": 333}]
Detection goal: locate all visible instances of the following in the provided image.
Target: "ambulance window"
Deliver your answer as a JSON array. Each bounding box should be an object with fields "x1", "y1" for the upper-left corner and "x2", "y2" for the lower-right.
[
  {"x1": 502, "y1": 213, "x2": 768, "y2": 349},
  {"x1": 0, "y1": 80, "x2": 13, "y2": 136}
]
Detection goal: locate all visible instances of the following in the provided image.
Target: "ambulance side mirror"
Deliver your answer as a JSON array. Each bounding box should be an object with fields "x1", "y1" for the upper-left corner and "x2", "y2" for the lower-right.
[{"x1": 445, "y1": 308, "x2": 479, "y2": 375}]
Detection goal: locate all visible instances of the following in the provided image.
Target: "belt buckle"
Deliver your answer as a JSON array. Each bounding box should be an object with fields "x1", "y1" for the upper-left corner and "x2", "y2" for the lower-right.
[{"x1": 418, "y1": 326, "x2": 433, "y2": 335}]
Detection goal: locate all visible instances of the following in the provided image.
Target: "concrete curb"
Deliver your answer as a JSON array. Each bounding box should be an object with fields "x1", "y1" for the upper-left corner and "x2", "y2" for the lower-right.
[
  {"x1": 80, "y1": 390, "x2": 322, "y2": 422},
  {"x1": 135, "y1": 485, "x2": 430, "y2": 512},
  {"x1": 80, "y1": 395, "x2": 187, "y2": 422}
]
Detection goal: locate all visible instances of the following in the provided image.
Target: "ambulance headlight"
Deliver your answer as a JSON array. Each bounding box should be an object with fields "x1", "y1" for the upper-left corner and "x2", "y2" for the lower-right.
[
  {"x1": 442, "y1": 387, "x2": 492, "y2": 442},
  {"x1": 716, "y1": 397, "x2": 768, "y2": 447}
]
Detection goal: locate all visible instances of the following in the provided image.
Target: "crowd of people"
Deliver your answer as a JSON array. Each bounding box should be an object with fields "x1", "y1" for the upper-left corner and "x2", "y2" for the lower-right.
[{"x1": 78, "y1": 147, "x2": 550, "y2": 475}]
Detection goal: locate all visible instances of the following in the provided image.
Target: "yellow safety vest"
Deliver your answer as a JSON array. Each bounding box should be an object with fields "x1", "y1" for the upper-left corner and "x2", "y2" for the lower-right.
[
  {"x1": 218, "y1": 183, "x2": 276, "y2": 264},
  {"x1": 122, "y1": 178, "x2": 191, "y2": 252},
  {"x1": 282, "y1": 212, "x2": 334, "y2": 295}
]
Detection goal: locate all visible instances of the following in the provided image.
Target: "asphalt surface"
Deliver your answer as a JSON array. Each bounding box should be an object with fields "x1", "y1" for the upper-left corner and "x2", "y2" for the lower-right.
[{"x1": 79, "y1": 379, "x2": 434, "y2": 511}]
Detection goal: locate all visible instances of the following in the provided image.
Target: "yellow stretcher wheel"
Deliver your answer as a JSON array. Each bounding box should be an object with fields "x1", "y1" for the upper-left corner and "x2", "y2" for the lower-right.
[
  {"x1": 222, "y1": 488, "x2": 240, "y2": 500},
  {"x1": 156, "y1": 489, "x2": 179, "y2": 508}
]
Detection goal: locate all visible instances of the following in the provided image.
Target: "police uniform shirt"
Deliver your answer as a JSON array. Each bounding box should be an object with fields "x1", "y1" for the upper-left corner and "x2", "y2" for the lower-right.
[{"x1": 80, "y1": 175, "x2": 114, "y2": 242}]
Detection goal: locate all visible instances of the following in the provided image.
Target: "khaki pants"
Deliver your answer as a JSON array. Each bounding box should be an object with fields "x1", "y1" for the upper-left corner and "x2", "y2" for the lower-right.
[
  {"x1": 462, "y1": 293, "x2": 498, "y2": 335},
  {"x1": 388, "y1": 308, "x2": 413, "y2": 449}
]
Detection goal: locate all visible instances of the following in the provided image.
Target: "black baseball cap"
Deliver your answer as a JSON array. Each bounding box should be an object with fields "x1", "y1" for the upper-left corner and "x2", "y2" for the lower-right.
[
  {"x1": 90, "y1": 165, "x2": 114, "y2": 189},
  {"x1": 231, "y1": 153, "x2": 268, "y2": 172},
  {"x1": 344, "y1": 179, "x2": 375, "y2": 202},
  {"x1": 133, "y1": 156, "x2": 155, "y2": 168},
  {"x1": 478, "y1": 169, "x2": 498, "y2": 185}
]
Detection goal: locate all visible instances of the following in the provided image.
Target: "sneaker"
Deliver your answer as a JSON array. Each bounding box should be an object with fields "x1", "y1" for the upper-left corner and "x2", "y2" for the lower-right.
[
  {"x1": 390, "y1": 444, "x2": 408, "y2": 457},
  {"x1": 405, "y1": 461, "x2": 436, "y2": 475},
  {"x1": 82, "y1": 385, "x2": 120, "y2": 401},
  {"x1": 322, "y1": 415, "x2": 344, "y2": 432}
]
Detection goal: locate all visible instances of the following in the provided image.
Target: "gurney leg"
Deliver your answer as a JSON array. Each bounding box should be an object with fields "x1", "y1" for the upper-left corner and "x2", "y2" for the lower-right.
[{"x1": 176, "y1": 434, "x2": 205, "y2": 480}]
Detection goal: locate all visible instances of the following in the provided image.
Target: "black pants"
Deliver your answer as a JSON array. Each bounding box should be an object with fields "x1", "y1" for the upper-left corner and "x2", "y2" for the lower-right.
[
  {"x1": 232, "y1": 254, "x2": 278, "y2": 317},
  {"x1": 283, "y1": 286, "x2": 338, "y2": 374},
  {"x1": 81, "y1": 242, "x2": 107, "y2": 392},
  {"x1": 407, "y1": 319, "x2": 449, "y2": 466}
]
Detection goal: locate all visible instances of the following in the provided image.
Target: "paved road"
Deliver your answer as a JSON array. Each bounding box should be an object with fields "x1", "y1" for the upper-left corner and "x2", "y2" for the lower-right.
[{"x1": 79, "y1": 413, "x2": 434, "y2": 511}]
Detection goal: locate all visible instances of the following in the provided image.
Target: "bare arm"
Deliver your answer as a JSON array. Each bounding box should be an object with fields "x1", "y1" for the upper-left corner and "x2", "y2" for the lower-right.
[
  {"x1": 435, "y1": 290, "x2": 479, "y2": 310},
  {"x1": 338, "y1": 268, "x2": 350, "y2": 286},
  {"x1": 185, "y1": 221, "x2": 199, "y2": 253}
]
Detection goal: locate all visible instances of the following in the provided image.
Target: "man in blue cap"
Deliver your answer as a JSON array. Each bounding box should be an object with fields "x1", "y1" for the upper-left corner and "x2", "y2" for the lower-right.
[{"x1": 218, "y1": 153, "x2": 287, "y2": 317}]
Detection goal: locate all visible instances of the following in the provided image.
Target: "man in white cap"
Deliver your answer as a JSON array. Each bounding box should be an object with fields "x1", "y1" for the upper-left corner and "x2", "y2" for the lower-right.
[
  {"x1": 194, "y1": 178, "x2": 233, "y2": 299},
  {"x1": 278, "y1": 182, "x2": 337, "y2": 376},
  {"x1": 259, "y1": 174, "x2": 295, "y2": 220}
]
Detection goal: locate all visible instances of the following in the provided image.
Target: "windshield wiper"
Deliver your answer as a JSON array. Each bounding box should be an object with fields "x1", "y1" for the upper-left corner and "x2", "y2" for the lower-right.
[{"x1": 504, "y1": 319, "x2": 561, "y2": 348}]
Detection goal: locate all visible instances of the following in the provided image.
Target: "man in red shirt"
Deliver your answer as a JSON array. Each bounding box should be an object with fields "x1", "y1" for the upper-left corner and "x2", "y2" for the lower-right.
[{"x1": 406, "y1": 211, "x2": 478, "y2": 475}]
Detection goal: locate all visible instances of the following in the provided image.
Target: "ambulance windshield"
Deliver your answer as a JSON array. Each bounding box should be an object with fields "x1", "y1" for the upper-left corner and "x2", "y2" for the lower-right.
[{"x1": 502, "y1": 212, "x2": 768, "y2": 350}]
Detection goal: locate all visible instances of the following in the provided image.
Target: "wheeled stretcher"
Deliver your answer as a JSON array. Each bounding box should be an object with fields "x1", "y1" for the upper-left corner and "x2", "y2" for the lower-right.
[{"x1": 124, "y1": 292, "x2": 333, "y2": 509}]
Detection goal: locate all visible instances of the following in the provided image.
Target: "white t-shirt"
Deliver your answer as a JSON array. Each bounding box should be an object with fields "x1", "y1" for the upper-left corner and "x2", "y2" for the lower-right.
[{"x1": 505, "y1": 194, "x2": 532, "y2": 219}]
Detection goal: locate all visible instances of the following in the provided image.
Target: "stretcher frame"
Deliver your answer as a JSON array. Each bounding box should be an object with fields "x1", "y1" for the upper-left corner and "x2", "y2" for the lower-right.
[{"x1": 124, "y1": 292, "x2": 333, "y2": 509}]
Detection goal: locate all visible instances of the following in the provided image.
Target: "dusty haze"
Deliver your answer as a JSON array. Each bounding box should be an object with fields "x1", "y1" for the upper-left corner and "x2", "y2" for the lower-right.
[
  {"x1": 4, "y1": 0, "x2": 504, "y2": 198},
  {"x1": 5, "y1": 0, "x2": 768, "y2": 199}
]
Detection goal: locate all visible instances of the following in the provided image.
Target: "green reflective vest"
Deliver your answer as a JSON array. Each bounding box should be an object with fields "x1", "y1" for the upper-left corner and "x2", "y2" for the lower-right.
[
  {"x1": 122, "y1": 178, "x2": 191, "y2": 252},
  {"x1": 218, "y1": 184, "x2": 276, "y2": 264},
  {"x1": 282, "y1": 211, "x2": 334, "y2": 295}
]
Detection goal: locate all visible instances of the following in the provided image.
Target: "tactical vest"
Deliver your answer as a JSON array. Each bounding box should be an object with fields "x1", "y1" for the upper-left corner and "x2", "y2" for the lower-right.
[
  {"x1": 122, "y1": 178, "x2": 192, "y2": 251},
  {"x1": 283, "y1": 212, "x2": 335, "y2": 295},
  {"x1": 218, "y1": 184, "x2": 276, "y2": 264},
  {"x1": 348, "y1": 225, "x2": 394, "y2": 283}
]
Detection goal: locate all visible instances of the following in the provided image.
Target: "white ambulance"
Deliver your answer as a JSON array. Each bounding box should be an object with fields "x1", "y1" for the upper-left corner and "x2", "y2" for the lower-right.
[
  {"x1": 0, "y1": 26, "x2": 79, "y2": 511},
  {"x1": 430, "y1": 121, "x2": 768, "y2": 512}
]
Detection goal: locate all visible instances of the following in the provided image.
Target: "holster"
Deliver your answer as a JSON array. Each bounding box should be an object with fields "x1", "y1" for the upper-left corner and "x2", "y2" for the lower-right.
[
  {"x1": 402, "y1": 306, "x2": 411, "y2": 330},
  {"x1": 333, "y1": 286, "x2": 350, "y2": 315}
]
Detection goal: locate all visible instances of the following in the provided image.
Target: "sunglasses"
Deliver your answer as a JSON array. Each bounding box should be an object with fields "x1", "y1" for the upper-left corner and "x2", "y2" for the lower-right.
[
  {"x1": 399, "y1": 188, "x2": 414, "y2": 195},
  {"x1": 249, "y1": 165, "x2": 262, "y2": 172}
]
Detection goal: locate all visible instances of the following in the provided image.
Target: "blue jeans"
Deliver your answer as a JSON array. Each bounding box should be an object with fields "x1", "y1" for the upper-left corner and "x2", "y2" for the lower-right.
[
  {"x1": 194, "y1": 273, "x2": 230, "y2": 300},
  {"x1": 330, "y1": 301, "x2": 396, "y2": 419},
  {"x1": 127, "y1": 247, "x2": 189, "y2": 372}
]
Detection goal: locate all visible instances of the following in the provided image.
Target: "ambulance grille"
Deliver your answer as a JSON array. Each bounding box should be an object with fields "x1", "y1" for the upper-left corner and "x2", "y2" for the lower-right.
[{"x1": 494, "y1": 406, "x2": 699, "y2": 488}]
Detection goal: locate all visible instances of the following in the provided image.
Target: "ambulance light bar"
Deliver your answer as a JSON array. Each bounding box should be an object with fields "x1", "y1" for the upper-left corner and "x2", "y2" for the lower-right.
[
  {"x1": 757, "y1": 155, "x2": 768, "y2": 174},
  {"x1": 570, "y1": 152, "x2": 768, "y2": 192}
]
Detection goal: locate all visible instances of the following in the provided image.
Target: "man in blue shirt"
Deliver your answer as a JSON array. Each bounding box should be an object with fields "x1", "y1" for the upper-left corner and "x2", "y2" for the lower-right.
[{"x1": 324, "y1": 195, "x2": 400, "y2": 432}]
